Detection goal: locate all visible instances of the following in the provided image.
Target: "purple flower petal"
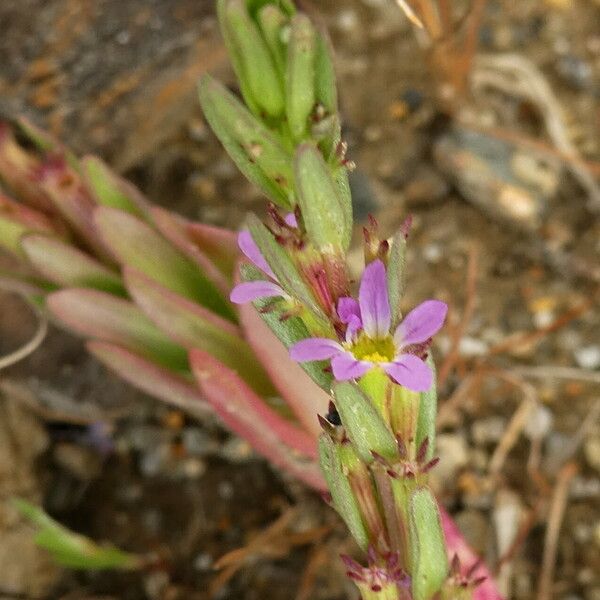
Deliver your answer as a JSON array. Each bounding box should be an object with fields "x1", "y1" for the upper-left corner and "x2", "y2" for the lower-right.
[
  {"x1": 359, "y1": 259, "x2": 391, "y2": 338},
  {"x1": 394, "y1": 300, "x2": 448, "y2": 347},
  {"x1": 284, "y1": 212, "x2": 298, "y2": 228},
  {"x1": 338, "y1": 297, "x2": 363, "y2": 341},
  {"x1": 230, "y1": 281, "x2": 284, "y2": 304},
  {"x1": 238, "y1": 230, "x2": 276, "y2": 279},
  {"x1": 338, "y1": 297, "x2": 361, "y2": 322},
  {"x1": 289, "y1": 338, "x2": 343, "y2": 362},
  {"x1": 383, "y1": 354, "x2": 432, "y2": 391},
  {"x1": 331, "y1": 353, "x2": 372, "y2": 380}
]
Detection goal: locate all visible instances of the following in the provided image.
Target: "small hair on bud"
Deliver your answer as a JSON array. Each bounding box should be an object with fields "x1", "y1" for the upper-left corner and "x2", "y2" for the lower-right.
[
  {"x1": 416, "y1": 437, "x2": 430, "y2": 464},
  {"x1": 320, "y1": 490, "x2": 333, "y2": 504},
  {"x1": 396, "y1": 434, "x2": 408, "y2": 460},
  {"x1": 422, "y1": 457, "x2": 440, "y2": 472},
  {"x1": 400, "y1": 214, "x2": 413, "y2": 239}
]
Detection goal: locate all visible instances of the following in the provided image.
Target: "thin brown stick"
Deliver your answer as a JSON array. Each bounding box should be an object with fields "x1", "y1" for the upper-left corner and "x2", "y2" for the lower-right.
[
  {"x1": 487, "y1": 371, "x2": 537, "y2": 477},
  {"x1": 536, "y1": 462, "x2": 579, "y2": 600},
  {"x1": 512, "y1": 366, "x2": 600, "y2": 385},
  {"x1": 438, "y1": 245, "x2": 479, "y2": 386},
  {"x1": 295, "y1": 544, "x2": 330, "y2": 600},
  {"x1": 484, "y1": 301, "x2": 592, "y2": 357}
]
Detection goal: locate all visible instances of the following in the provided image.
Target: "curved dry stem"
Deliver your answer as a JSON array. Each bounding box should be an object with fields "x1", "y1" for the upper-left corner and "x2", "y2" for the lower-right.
[{"x1": 0, "y1": 292, "x2": 48, "y2": 370}]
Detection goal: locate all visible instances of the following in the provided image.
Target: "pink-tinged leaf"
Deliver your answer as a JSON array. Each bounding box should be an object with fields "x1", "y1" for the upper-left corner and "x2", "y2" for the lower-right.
[
  {"x1": 0, "y1": 123, "x2": 55, "y2": 212},
  {"x1": 94, "y1": 207, "x2": 234, "y2": 321},
  {"x1": 124, "y1": 268, "x2": 274, "y2": 397},
  {"x1": 47, "y1": 289, "x2": 188, "y2": 372},
  {"x1": 0, "y1": 194, "x2": 59, "y2": 255},
  {"x1": 150, "y1": 207, "x2": 234, "y2": 294},
  {"x1": 190, "y1": 349, "x2": 322, "y2": 478},
  {"x1": 35, "y1": 157, "x2": 115, "y2": 262},
  {"x1": 22, "y1": 234, "x2": 125, "y2": 295},
  {"x1": 185, "y1": 220, "x2": 238, "y2": 275},
  {"x1": 88, "y1": 341, "x2": 210, "y2": 419},
  {"x1": 81, "y1": 156, "x2": 148, "y2": 217},
  {"x1": 440, "y1": 506, "x2": 505, "y2": 600},
  {"x1": 238, "y1": 300, "x2": 329, "y2": 438}
]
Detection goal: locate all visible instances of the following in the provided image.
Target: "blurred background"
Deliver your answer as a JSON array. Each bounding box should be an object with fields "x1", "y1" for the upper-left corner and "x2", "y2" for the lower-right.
[{"x1": 0, "y1": 0, "x2": 599, "y2": 598}]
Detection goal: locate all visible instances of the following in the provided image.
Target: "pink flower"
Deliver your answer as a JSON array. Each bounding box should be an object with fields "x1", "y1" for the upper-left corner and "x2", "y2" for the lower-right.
[
  {"x1": 289, "y1": 260, "x2": 447, "y2": 392},
  {"x1": 229, "y1": 213, "x2": 298, "y2": 305}
]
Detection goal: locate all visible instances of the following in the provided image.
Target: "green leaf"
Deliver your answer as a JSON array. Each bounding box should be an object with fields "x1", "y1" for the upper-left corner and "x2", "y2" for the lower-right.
[
  {"x1": 387, "y1": 229, "x2": 408, "y2": 327},
  {"x1": 14, "y1": 499, "x2": 141, "y2": 571},
  {"x1": 257, "y1": 4, "x2": 288, "y2": 75},
  {"x1": 240, "y1": 263, "x2": 333, "y2": 392},
  {"x1": 295, "y1": 144, "x2": 352, "y2": 253},
  {"x1": 246, "y1": 214, "x2": 326, "y2": 318},
  {"x1": 198, "y1": 75, "x2": 293, "y2": 208},
  {"x1": 285, "y1": 14, "x2": 317, "y2": 141},
  {"x1": 409, "y1": 488, "x2": 449, "y2": 600},
  {"x1": 82, "y1": 156, "x2": 144, "y2": 215},
  {"x1": 314, "y1": 33, "x2": 338, "y2": 114},
  {"x1": 220, "y1": 0, "x2": 284, "y2": 117},
  {"x1": 21, "y1": 233, "x2": 126, "y2": 295},
  {"x1": 246, "y1": 0, "x2": 295, "y2": 19},
  {"x1": 332, "y1": 381, "x2": 397, "y2": 464},
  {"x1": 415, "y1": 354, "x2": 438, "y2": 461},
  {"x1": 318, "y1": 434, "x2": 369, "y2": 550},
  {"x1": 94, "y1": 206, "x2": 235, "y2": 321}
]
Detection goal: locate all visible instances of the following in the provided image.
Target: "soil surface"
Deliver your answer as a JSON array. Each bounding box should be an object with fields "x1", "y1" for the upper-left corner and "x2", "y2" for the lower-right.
[{"x1": 0, "y1": 1, "x2": 599, "y2": 599}]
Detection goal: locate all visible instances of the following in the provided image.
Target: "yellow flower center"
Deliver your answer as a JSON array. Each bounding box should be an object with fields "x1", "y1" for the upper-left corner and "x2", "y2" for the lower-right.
[{"x1": 347, "y1": 333, "x2": 396, "y2": 363}]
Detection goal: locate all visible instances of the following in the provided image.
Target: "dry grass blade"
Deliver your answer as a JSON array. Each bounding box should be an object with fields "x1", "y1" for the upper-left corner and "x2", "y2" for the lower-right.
[
  {"x1": 536, "y1": 462, "x2": 579, "y2": 600},
  {"x1": 488, "y1": 371, "x2": 537, "y2": 477}
]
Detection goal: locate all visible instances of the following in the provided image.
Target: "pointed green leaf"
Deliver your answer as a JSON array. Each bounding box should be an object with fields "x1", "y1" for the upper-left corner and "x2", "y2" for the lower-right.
[
  {"x1": 14, "y1": 499, "x2": 141, "y2": 571},
  {"x1": 409, "y1": 488, "x2": 449, "y2": 600},
  {"x1": 286, "y1": 14, "x2": 317, "y2": 141},
  {"x1": 242, "y1": 261, "x2": 333, "y2": 392},
  {"x1": 295, "y1": 144, "x2": 352, "y2": 253},
  {"x1": 247, "y1": 0, "x2": 295, "y2": 19},
  {"x1": 47, "y1": 289, "x2": 189, "y2": 372},
  {"x1": 21, "y1": 233, "x2": 125, "y2": 295},
  {"x1": 220, "y1": 0, "x2": 284, "y2": 117},
  {"x1": 318, "y1": 434, "x2": 369, "y2": 550},
  {"x1": 81, "y1": 156, "x2": 145, "y2": 215},
  {"x1": 387, "y1": 229, "x2": 408, "y2": 327},
  {"x1": 257, "y1": 5, "x2": 288, "y2": 74},
  {"x1": 246, "y1": 214, "x2": 326, "y2": 318},
  {"x1": 199, "y1": 75, "x2": 293, "y2": 208},
  {"x1": 315, "y1": 33, "x2": 338, "y2": 114},
  {"x1": 415, "y1": 354, "x2": 438, "y2": 461},
  {"x1": 124, "y1": 268, "x2": 274, "y2": 397},
  {"x1": 94, "y1": 206, "x2": 234, "y2": 321},
  {"x1": 333, "y1": 381, "x2": 397, "y2": 464}
]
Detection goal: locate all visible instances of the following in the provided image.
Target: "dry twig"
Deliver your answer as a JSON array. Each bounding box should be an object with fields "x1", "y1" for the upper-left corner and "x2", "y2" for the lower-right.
[{"x1": 536, "y1": 462, "x2": 579, "y2": 600}]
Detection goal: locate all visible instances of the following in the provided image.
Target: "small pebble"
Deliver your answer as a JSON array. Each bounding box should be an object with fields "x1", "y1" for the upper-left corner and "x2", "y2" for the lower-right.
[
  {"x1": 337, "y1": 9, "x2": 359, "y2": 32},
  {"x1": 574, "y1": 345, "x2": 600, "y2": 370},
  {"x1": 194, "y1": 552, "x2": 213, "y2": 571},
  {"x1": 524, "y1": 404, "x2": 554, "y2": 441},
  {"x1": 459, "y1": 336, "x2": 489, "y2": 357},
  {"x1": 473, "y1": 417, "x2": 507, "y2": 445}
]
